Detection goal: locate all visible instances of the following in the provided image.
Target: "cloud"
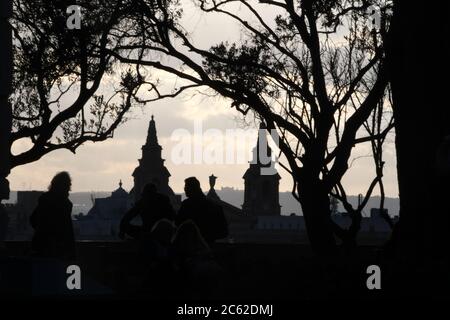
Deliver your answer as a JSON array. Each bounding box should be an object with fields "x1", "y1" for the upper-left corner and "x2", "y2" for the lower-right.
[
  {"x1": 7, "y1": 2, "x2": 399, "y2": 198},
  {"x1": 9, "y1": 95, "x2": 399, "y2": 196}
]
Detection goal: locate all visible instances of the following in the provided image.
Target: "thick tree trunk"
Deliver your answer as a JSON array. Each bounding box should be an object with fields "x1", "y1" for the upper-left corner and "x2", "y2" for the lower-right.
[
  {"x1": 297, "y1": 181, "x2": 337, "y2": 256},
  {"x1": 388, "y1": 1, "x2": 450, "y2": 261},
  {"x1": 0, "y1": 0, "x2": 12, "y2": 201}
]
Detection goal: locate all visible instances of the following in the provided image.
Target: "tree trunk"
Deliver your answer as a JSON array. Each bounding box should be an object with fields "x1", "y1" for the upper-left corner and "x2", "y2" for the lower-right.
[
  {"x1": 297, "y1": 181, "x2": 337, "y2": 256},
  {"x1": 0, "y1": 0, "x2": 12, "y2": 201},
  {"x1": 388, "y1": 1, "x2": 450, "y2": 261}
]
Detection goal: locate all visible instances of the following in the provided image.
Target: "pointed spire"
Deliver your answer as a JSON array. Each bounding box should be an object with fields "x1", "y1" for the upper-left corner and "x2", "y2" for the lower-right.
[
  {"x1": 119, "y1": 179, "x2": 123, "y2": 189},
  {"x1": 252, "y1": 122, "x2": 271, "y2": 166},
  {"x1": 146, "y1": 115, "x2": 159, "y2": 146}
]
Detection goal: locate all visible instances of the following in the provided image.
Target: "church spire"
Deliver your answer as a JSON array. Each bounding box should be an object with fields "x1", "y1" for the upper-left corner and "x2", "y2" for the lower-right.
[
  {"x1": 146, "y1": 115, "x2": 158, "y2": 146},
  {"x1": 251, "y1": 122, "x2": 272, "y2": 166},
  {"x1": 133, "y1": 114, "x2": 177, "y2": 204},
  {"x1": 242, "y1": 122, "x2": 281, "y2": 216}
]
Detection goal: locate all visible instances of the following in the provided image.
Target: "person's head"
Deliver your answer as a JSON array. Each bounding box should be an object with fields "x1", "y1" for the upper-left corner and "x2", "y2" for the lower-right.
[
  {"x1": 184, "y1": 177, "x2": 203, "y2": 198},
  {"x1": 142, "y1": 183, "x2": 157, "y2": 198},
  {"x1": 49, "y1": 171, "x2": 72, "y2": 197}
]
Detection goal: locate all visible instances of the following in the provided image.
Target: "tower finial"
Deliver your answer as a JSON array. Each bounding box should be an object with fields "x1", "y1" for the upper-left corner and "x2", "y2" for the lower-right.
[
  {"x1": 119, "y1": 179, "x2": 123, "y2": 188},
  {"x1": 252, "y1": 125, "x2": 271, "y2": 166},
  {"x1": 146, "y1": 115, "x2": 159, "y2": 145}
]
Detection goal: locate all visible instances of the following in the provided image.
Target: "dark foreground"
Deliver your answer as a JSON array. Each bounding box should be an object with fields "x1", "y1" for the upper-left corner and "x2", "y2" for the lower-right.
[{"x1": 1, "y1": 241, "x2": 449, "y2": 301}]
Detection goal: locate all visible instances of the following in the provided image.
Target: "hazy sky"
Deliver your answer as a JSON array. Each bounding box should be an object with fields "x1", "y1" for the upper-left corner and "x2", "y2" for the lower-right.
[{"x1": 7, "y1": 1, "x2": 399, "y2": 197}]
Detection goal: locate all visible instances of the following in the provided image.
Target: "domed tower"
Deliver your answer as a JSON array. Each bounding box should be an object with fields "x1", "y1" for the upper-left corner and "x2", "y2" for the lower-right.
[{"x1": 111, "y1": 180, "x2": 128, "y2": 199}]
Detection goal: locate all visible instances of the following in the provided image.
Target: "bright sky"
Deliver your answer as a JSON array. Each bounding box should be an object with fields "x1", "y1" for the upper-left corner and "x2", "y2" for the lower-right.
[{"x1": 7, "y1": 1, "x2": 399, "y2": 197}]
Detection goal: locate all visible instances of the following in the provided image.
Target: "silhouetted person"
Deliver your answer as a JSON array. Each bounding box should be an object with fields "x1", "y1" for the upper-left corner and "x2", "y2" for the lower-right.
[
  {"x1": 176, "y1": 177, "x2": 228, "y2": 244},
  {"x1": 151, "y1": 218, "x2": 176, "y2": 248},
  {"x1": 119, "y1": 183, "x2": 175, "y2": 240},
  {"x1": 143, "y1": 218, "x2": 176, "y2": 267},
  {"x1": 30, "y1": 171, "x2": 76, "y2": 261},
  {"x1": 172, "y1": 220, "x2": 212, "y2": 261},
  {"x1": 140, "y1": 218, "x2": 177, "y2": 295},
  {"x1": 171, "y1": 220, "x2": 224, "y2": 297}
]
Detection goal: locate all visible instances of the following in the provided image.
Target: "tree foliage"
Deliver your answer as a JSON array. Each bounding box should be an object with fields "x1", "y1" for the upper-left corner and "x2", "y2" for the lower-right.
[{"x1": 10, "y1": 0, "x2": 147, "y2": 167}]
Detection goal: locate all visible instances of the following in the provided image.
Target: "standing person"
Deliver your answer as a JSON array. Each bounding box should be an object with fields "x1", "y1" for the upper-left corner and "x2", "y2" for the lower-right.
[
  {"x1": 30, "y1": 171, "x2": 76, "y2": 261},
  {"x1": 176, "y1": 177, "x2": 228, "y2": 244},
  {"x1": 119, "y1": 183, "x2": 175, "y2": 240}
]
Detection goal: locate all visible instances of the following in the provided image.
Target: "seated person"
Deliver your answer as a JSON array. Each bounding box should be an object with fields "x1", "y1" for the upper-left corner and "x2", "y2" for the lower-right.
[{"x1": 119, "y1": 183, "x2": 175, "y2": 240}]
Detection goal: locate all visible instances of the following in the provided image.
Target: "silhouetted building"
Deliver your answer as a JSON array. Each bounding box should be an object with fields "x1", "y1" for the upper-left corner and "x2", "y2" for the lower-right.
[
  {"x1": 73, "y1": 116, "x2": 181, "y2": 239},
  {"x1": 242, "y1": 124, "x2": 281, "y2": 216},
  {"x1": 256, "y1": 215, "x2": 305, "y2": 231},
  {"x1": 206, "y1": 175, "x2": 244, "y2": 219},
  {"x1": 88, "y1": 180, "x2": 131, "y2": 220},
  {"x1": 206, "y1": 174, "x2": 256, "y2": 241},
  {"x1": 5, "y1": 191, "x2": 44, "y2": 240},
  {"x1": 369, "y1": 208, "x2": 394, "y2": 233},
  {"x1": 74, "y1": 181, "x2": 132, "y2": 239},
  {"x1": 131, "y1": 115, "x2": 181, "y2": 208}
]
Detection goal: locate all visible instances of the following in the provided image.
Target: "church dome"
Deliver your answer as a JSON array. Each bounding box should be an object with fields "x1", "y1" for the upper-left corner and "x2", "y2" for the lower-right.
[{"x1": 111, "y1": 180, "x2": 129, "y2": 199}]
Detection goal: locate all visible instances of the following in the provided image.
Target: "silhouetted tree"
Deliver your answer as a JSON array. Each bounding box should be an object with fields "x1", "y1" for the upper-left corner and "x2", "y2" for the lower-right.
[
  {"x1": 331, "y1": 87, "x2": 393, "y2": 250},
  {"x1": 9, "y1": 0, "x2": 151, "y2": 168},
  {"x1": 330, "y1": 195, "x2": 339, "y2": 215},
  {"x1": 9, "y1": 0, "x2": 396, "y2": 255},
  {"x1": 387, "y1": 0, "x2": 450, "y2": 261},
  {"x1": 111, "y1": 0, "x2": 393, "y2": 255}
]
